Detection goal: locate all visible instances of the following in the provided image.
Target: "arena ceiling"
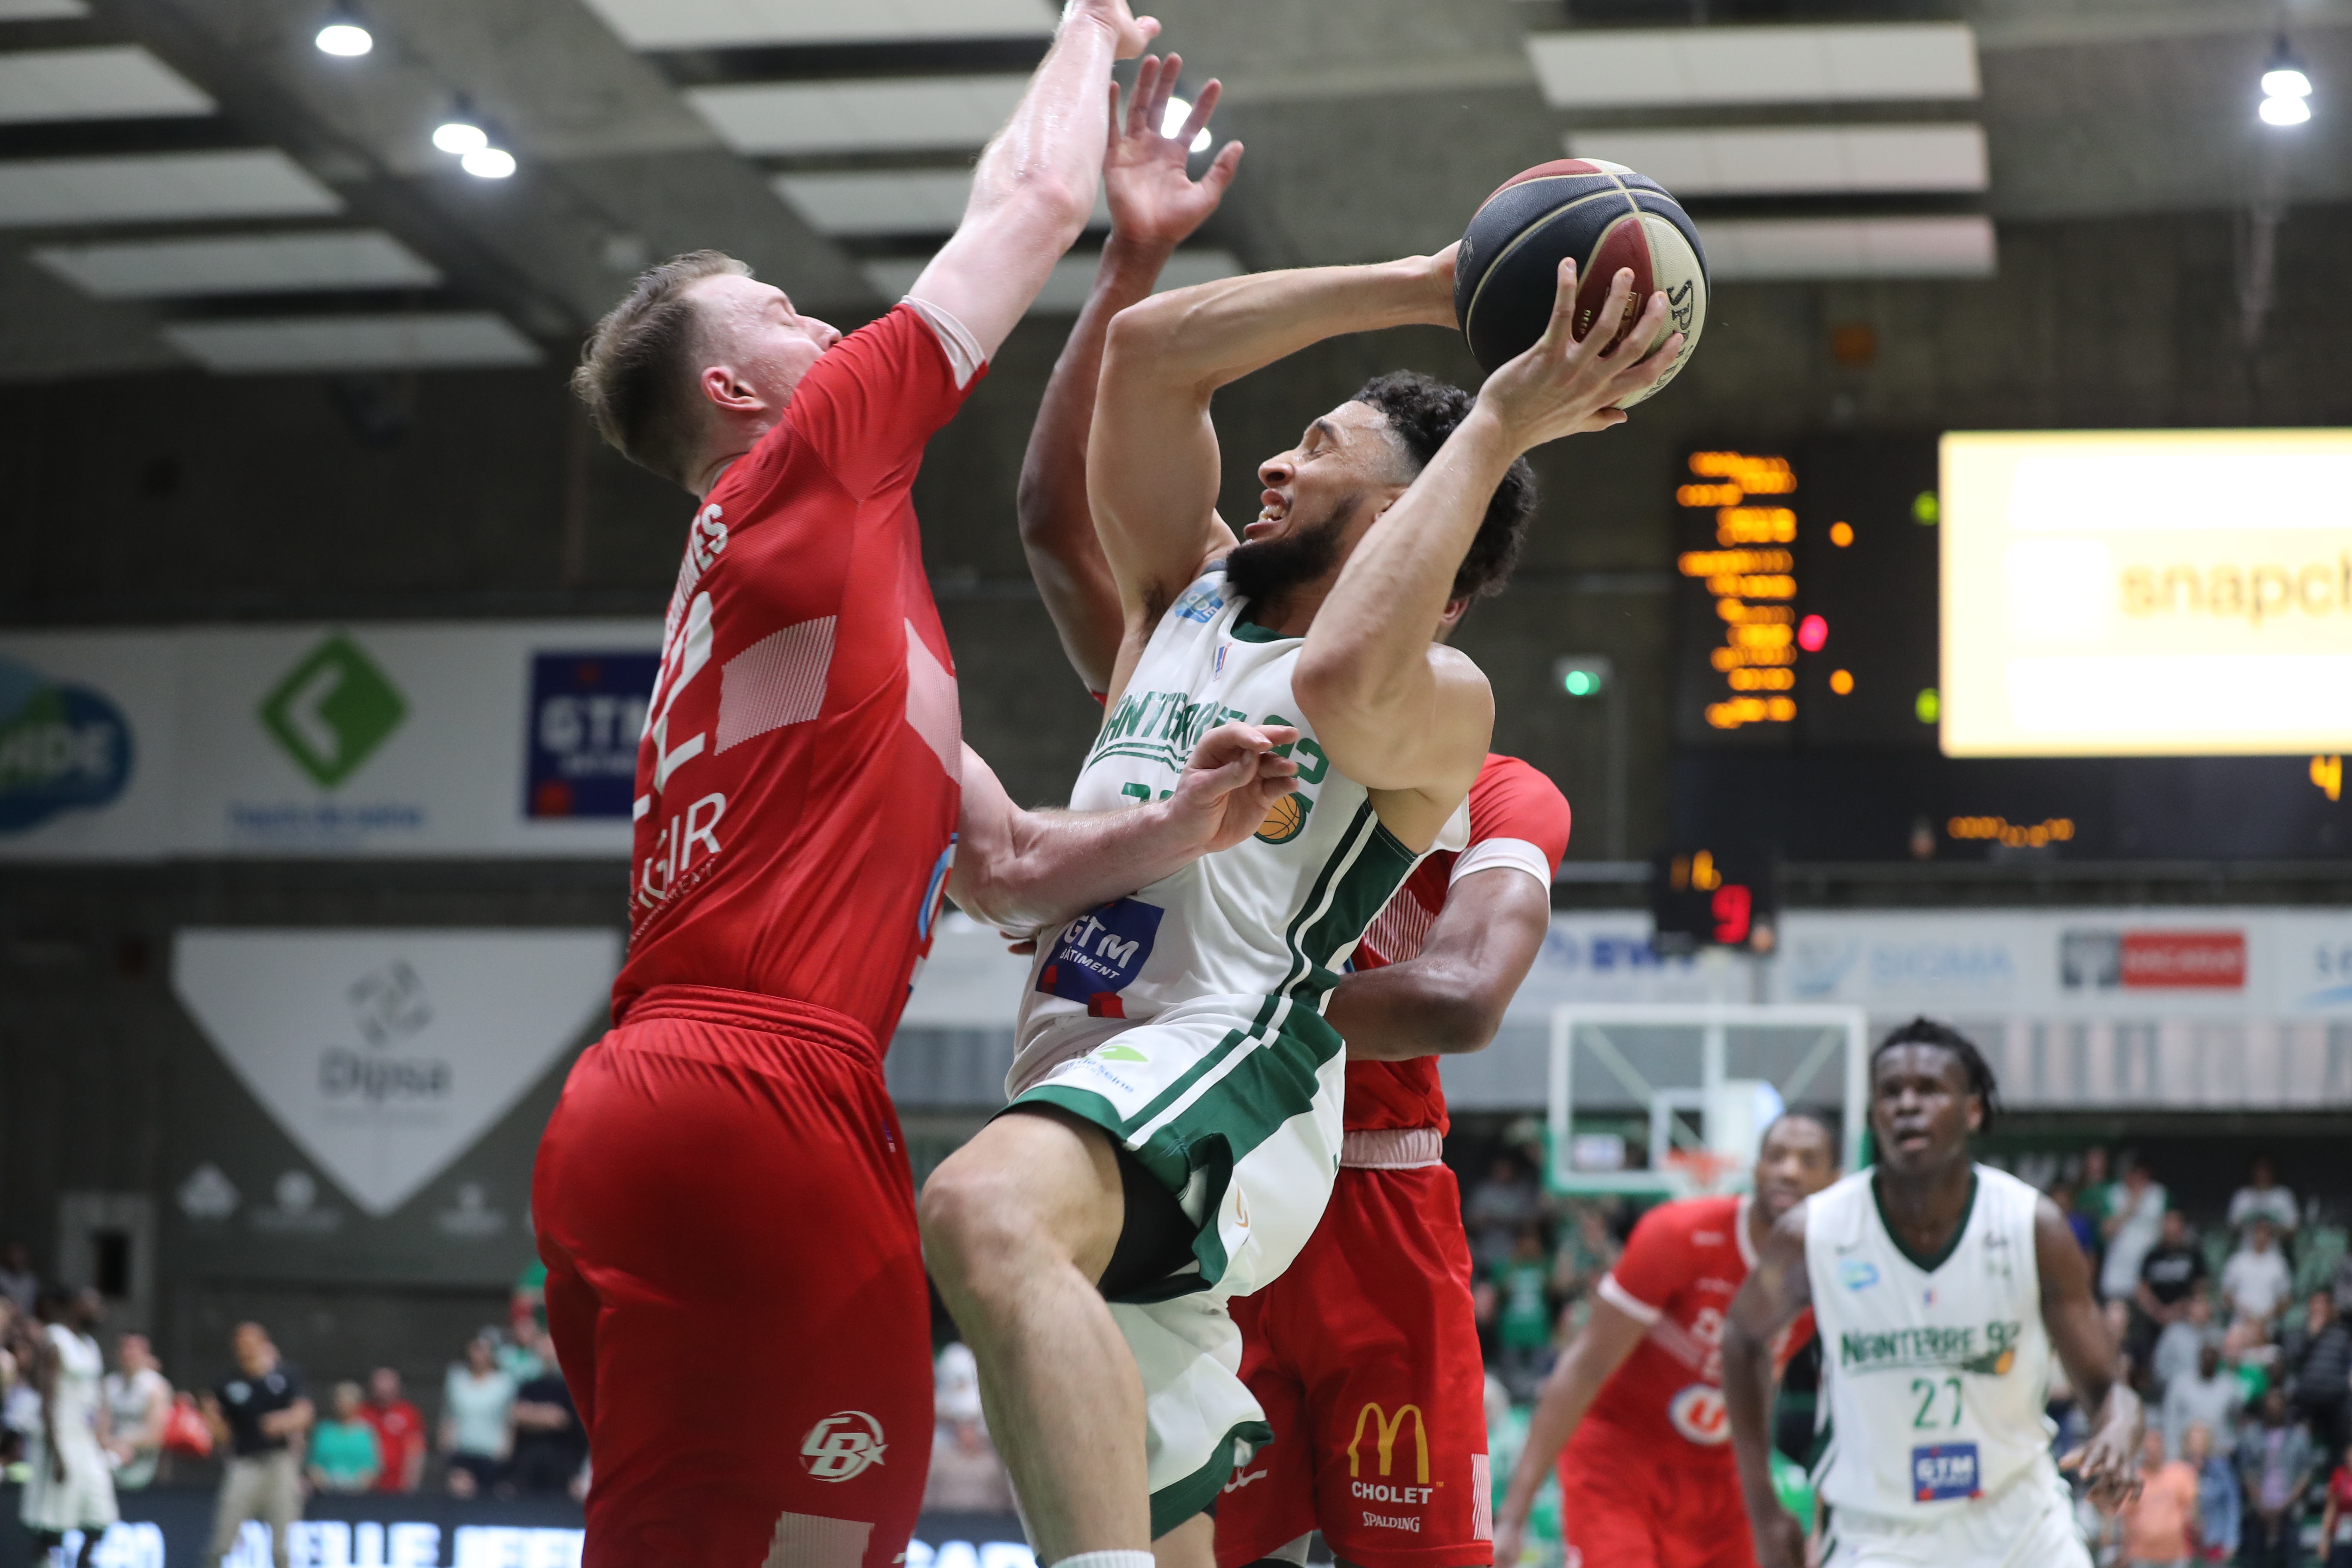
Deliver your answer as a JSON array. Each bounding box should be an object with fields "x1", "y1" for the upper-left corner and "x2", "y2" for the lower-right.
[{"x1": 0, "y1": 0, "x2": 2346, "y2": 382}]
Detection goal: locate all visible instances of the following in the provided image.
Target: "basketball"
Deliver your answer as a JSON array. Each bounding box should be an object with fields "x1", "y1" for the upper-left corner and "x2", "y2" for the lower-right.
[{"x1": 1453, "y1": 158, "x2": 1709, "y2": 405}]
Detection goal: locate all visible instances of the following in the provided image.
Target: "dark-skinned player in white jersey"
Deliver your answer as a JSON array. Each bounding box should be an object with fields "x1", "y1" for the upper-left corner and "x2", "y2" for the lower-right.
[
  {"x1": 1009, "y1": 61, "x2": 1573, "y2": 1568},
  {"x1": 1723, "y1": 1019, "x2": 2142, "y2": 1568}
]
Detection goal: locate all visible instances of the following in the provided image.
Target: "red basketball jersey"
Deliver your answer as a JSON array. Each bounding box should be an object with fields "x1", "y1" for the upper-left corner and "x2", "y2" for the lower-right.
[
  {"x1": 612, "y1": 306, "x2": 981, "y2": 1045},
  {"x1": 1585, "y1": 1194, "x2": 1813, "y2": 1461},
  {"x1": 1344, "y1": 754, "x2": 1570, "y2": 1135}
]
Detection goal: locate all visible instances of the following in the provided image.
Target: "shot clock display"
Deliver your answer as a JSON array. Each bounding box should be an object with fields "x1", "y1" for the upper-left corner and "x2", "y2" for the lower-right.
[{"x1": 1650, "y1": 845, "x2": 1776, "y2": 954}]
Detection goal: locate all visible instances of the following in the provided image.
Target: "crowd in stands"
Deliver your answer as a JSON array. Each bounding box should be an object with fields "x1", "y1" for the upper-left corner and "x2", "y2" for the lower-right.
[{"x1": 0, "y1": 1246, "x2": 588, "y2": 1511}]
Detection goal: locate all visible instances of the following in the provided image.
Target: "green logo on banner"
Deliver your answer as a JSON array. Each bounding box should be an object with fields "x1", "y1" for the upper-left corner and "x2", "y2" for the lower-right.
[{"x1": 259, "y1": 635, "x2": 406, "y2": 788}]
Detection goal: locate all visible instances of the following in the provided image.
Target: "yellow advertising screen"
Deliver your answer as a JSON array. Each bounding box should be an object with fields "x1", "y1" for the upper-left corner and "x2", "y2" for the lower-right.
[{"x1": 1941, "y1": 429, "x2": 2352, "y2": 756}]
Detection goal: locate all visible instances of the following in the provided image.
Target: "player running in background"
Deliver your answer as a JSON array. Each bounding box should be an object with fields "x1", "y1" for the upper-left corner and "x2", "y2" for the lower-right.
[
  {"x1": 1011, "y1": 70, "x2": 1574, "y2": 1568},
  {"x1": 1723, "y1": 1020, "x2": 2141, "y2": 1568},
  {"x1": 1490, "y1": 1117, "x2": 1839, "y2": 1568},
  {"x1": 527, "y1": 6, "x2": 1334, "y2": 1564}
]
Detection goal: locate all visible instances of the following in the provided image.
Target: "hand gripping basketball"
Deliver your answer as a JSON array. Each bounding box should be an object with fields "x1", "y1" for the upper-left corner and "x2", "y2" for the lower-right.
[
  {"x1": 1474, "y1": 259, "x2": 1683, "y2": 452},
  {"x1": 1165, "y1": 723, "x2": 1303, "y2": 854}
]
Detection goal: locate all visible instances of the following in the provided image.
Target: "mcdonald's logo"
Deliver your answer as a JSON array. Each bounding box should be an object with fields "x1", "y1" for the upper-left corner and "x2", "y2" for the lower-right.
[{"x1": 1347, "y1": 1403, "x2": 1429, "y2": 1484}]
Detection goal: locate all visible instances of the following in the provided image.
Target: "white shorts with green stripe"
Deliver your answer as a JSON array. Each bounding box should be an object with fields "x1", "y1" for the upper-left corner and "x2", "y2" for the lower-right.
[{"x1": 1009, "y1": 989, "x2": 1348, "y2": 1536}]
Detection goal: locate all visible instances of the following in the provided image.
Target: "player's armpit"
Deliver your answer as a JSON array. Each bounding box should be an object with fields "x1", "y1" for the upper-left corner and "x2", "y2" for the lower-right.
[{"x1": 1331, "y1": 864, "x2": 1551, "y2": 1060}]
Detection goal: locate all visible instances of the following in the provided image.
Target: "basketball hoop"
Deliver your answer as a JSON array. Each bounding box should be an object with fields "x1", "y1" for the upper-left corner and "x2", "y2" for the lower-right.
[{"x1": 1664, "y1": 1147, "x2": 1739, "y2": 1193}]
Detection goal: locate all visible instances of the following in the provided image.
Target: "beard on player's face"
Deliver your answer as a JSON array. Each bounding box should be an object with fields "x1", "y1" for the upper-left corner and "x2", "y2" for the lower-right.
[{"x1": 1223, "y1": 493, "x2": 1359, "y2": 608}]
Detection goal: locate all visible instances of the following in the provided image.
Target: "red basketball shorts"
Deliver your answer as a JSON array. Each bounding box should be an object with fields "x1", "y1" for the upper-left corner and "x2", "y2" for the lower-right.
[
  {"x1": 533, "y1": 985, "x2": 932, "y2": 1568},
  {"x1": 1216, "y1": 1157, "x2": 1491, "y2": 1568},
  {"x1": 1556, "y1": 1424, "x2": 1755, "y2": 1568}
]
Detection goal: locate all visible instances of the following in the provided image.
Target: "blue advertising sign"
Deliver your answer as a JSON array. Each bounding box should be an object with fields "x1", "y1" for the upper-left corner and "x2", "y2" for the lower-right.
[
  {"x1": 523, "y1": 652, "x2": 655, "y2": 820},
  {"x1": 0, "y1": 655, "x2": 133, "y2": 835}
]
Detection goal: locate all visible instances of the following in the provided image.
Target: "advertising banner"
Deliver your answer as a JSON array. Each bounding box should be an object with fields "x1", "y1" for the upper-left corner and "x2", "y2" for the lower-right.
[
  {"x1": 168, "y1": 929, "x2": 619, "y2": 1272},
  {"x1": 1941, "y1": 429, "x2": 2352, "y2": 757},
  {"x1": 0, "y1": 620, "x2": 659, "y2": 860}
]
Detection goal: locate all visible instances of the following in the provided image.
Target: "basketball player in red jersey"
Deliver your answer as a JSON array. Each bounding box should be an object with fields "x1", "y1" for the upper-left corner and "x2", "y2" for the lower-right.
[
  {"x1": 1489, "y1": 1118, "x2": 1840, "y2": 1568},
  {"x1": 1011, "y1": 65, "x2": 1572, "y2": 1568},
  {"x1": 530, "y1": 9, "x2": 1311, "y2": 1567}
]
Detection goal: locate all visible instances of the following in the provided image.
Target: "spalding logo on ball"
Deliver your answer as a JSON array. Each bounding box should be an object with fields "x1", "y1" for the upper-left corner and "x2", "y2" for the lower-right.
[{"x1": 1455, "y1": 159, "x2": 1709, "y2": 406}]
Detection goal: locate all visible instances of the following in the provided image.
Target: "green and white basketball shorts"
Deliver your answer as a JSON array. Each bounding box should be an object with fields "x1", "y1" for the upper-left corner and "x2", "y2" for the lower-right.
[
  {"x1": 1822, "y1": 1458, "x2": 2092, "y2": 1568},
  {"x1": 1009, "y1": 991, "x2": 1348, "y2": 1537}
]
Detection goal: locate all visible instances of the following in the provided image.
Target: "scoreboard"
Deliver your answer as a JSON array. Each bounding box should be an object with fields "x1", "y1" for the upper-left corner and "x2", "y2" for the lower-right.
[{"x1": 1667, "y1": 436, "x2": 2351, "y2": 862}]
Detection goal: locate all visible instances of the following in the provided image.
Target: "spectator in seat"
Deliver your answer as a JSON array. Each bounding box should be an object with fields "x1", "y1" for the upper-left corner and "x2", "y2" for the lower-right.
[
  {"x1": 2287, "y1": 1290, "x2": 2352, "y2": 1459},
  {"x1": 101, "y1": 1333, "x2": 170, "y2": 1491},
  {"x1": 2113, "y1": 1423, "x2": 2199, "y2": 1568},
  {"x1": 2316, "y1": 1436, "x2": 2352, "y2": 1568},
  {"x1": 361, "y1": 1367, "x2": 425, "y2": 1493},
  {"x1": 1464, "y1": 1153, "x2": 1543, "y2": 1270},
  {"x1": 1490, "y1": 1224, "x2": 1554, "y2": 1402},
  {"x1": 2167, "y1": 1341, "x2": 2246, "y2": 1463},
  {"x1": 307, "y1": 1382, "x2": 381, "y2": 1494},
  {"x1": 924, "y1": 1343, "x2": 1014, "y2": 1513},
  {"x1": 507, "y1": 1337, "x2": 586, "y2": 1497},
  {"x1": 199, "y1": 1322, "x2": 310, "y2": 1568},
  {"x1": 2154, "y1": 1292, "x2": 2220, "y2": 1400},
  {"x1": 2238, "y1": 1387, "x2": 2317, "y2": 1568},
  {"x1": 2230, "y1": 1157, "x2": 2300, "y2": 1244},
  {"x1": 439, "y1": 1335, "x2": 514, "y2": 1498},
  {"x1": 2184, "y1": 1421, "x2": 2237, "y2": 1566},
  {"x1": 2103, "y1": 1160, "x2": 2169, "y2": 1305},
  {"x1": 2137, "y1": 1209, "x2": 2211, "y2": 1387},
  {"x1": 0, "y1": 1246, "x2": 37, "y2": 1317},
  {"x1": 2227, "y1": 1218, "x2": 2297, "y2": 1333},
  {"x1": 2051, "y1": 1179, "x2": 2100, "y2": 1262}
]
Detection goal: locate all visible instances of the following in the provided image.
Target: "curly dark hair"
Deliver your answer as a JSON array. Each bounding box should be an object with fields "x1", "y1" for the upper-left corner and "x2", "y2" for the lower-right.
[
  {"x1": 1871, "y1": 1016, "x2": 2003, "y2": 1134},
  {"x1": 1350, "y1": 371, "x2": 1537, "y2": 602}
]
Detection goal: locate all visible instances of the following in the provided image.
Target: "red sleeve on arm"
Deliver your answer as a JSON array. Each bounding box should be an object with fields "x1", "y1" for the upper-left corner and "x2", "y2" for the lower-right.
[
  {"x1": 774, "y1": 305, "x2": 986, "y2": 499},
  {"x1": 1597, "y1": 1202, "x2": 1688, "y2": 1324},
  {"x1": 1466, "y1": 755, "x2": 1573, "y2": 873}
]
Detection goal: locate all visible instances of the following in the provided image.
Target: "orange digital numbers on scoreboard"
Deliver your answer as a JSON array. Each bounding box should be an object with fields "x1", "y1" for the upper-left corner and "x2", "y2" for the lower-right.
[{"x1": 1681, "y1": 451, "x2": 1800, "y2": 732}]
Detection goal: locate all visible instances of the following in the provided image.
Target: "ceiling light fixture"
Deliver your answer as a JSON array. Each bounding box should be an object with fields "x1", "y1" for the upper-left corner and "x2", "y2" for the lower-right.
[
  {"x1": 1160, "y1": 96, "x2": 1212, "y2": 155},
  {"x1": 314, "y1": 6, "x2": 372, "y2": 56},
  {"x1": 460, "y1": 146, "x2": 516, "y2": 179},
  {"x1": 433, "y1": 103, "x2": 488, "y2": 156},
  {"x1": 2260, "y1": 36, "x2": 2313, "y2": 126}
]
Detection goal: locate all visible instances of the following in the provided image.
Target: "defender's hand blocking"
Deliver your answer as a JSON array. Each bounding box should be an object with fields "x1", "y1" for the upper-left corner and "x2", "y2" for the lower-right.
[
  {"x1": 1163, "y1": 722, "x2": 1302, "y2": 853},
  {"x1": 1475, "y1": 260, "x2": 1683, "y2": 449},
  {"x1": 1106, "y1": 55, "x2": 1241, "y2": 249}
]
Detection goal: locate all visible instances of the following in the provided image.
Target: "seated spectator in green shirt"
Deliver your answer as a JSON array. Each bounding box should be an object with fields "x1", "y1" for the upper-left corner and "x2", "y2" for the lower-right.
[{"x1": 308, "y1": 1381, "x2": 383, "y2": 1493}]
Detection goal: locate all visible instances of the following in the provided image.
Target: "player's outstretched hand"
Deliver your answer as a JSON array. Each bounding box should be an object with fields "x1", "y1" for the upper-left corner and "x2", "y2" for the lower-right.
[
  {"x1": 1106, "y1": 54, "x2": 1241, "y2": 250},
  {"x1": 1744, "y1": 1503, "x2": 1807, "y2": 1568},
  {"x1": 1068, "y1": 0, "x2": 1158, "y2": 59},
  {"x1": 1164, "y1": 722, "x2": 1302, "y2": 852},
  {"x1": 2060, "y1": 1426, "x2": 2144, "y2": 1515},
  {"x1": 1474, "y1": 258, "x2": 1681, "y2": 452}
]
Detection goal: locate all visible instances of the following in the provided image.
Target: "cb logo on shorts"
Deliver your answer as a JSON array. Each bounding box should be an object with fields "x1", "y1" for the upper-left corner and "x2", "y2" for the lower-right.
[
  {"x1": 801, "y1": 1412, "x2": 888, "y2": 1482},
  {"x1": 1666, "y1": 1384, "x2": 1730, "y2": 1446}
]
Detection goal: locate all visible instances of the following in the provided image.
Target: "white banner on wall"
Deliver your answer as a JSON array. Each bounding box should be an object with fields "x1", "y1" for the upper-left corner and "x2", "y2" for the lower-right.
[
  {"x1": 1768, "y1": 907, "x2": 2352, "y2": 1018},
  {"x1": 0, "y1": 620, "x2": 659, "y2": 859},
  {"x1": 172, "y1": 929, "x2": 620, "y2": 1215}
]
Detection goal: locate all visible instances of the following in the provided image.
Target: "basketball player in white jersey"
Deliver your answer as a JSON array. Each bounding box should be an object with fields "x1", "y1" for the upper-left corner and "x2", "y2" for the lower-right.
[
  {"x1": 1722, "y1": 1018, "x2": 2143, "y2": 1568},
  {"x1": 920, "y1": 255, "x2": 1683, "y2": 1568}
]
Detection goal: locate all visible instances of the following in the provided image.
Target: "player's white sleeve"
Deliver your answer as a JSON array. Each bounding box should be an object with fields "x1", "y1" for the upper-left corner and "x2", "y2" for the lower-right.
[
  {"x1": 1595, "y1": 1272, "x2": 1663, "y2": 1326},
  {"x1": 900, "y1": 297, "x2": 986, "y2": 389},
  {"x1": 1449, "y1": 836, "x2": 1553, "y2": 890}
]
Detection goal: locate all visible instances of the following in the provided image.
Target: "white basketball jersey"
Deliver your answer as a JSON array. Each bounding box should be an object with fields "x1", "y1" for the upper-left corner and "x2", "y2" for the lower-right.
[
  {"x1": 1805, "y1": 1164, "x2": 2055, "y2": 1524},
  {"x1": 1009, "y1": 568, "x2": 1464, "y2": 1094}
]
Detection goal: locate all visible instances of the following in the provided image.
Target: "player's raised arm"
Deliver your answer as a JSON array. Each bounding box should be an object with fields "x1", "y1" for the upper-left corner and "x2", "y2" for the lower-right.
[
  {"x1": 949, "y1": 725, "x2": 1298, "y2": 932},
  {"x1": 1723, "y1": 1204, "x2": 1814, "y2": 1568},
  {"x1": 1292, "y1": 260, "x2": 1678, "y2": 814},
  {"x1": 1326, "y1": 866, "x2": 1551, "y2": 1060},
  {"x1": 2041, "y1": 1194, "x2": 2146, "y2": 1512},
  {"x1": 905, "y1": 0, "x2": 1157, "y2": 359},
  {"x1": 1088, "y1": 254, "x2": 1459, "y2": 690},
  {"x1": 1017, "y1": 55, "x2": 1240, "y2": 695}
]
